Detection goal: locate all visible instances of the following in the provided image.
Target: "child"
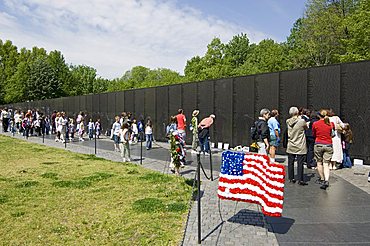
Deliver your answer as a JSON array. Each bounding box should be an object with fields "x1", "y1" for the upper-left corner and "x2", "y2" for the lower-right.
[
  {"x1": 10, "y1": 118, "x2": 16, "y2": 135},
  {"x1": 342, "y1": 123, "x2": 353, "y2": 168},
  {"x1": 88, "y1": 118, "x2": 94, "y2": 140},
  {"x1": 95, "y1": 119, "x2": 101, "y2": 139},
  {"x1": 119, "y1": 123, "x2": 131, "y2": 162}
]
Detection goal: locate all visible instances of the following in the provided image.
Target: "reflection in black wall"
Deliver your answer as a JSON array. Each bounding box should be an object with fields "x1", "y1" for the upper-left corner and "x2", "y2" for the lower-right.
[
  {"x1": 214, "y1": 79, "x2": 233, "y2": 145},
  {"x1": 156, "y1": 86, "x2": 169, "y2": 140},
  {"x1": 182, "y1": 83, "x2": 198, "y2": 144},
  {"x1": 233, "y1": 76, "x2": 255, "y2": 147}
]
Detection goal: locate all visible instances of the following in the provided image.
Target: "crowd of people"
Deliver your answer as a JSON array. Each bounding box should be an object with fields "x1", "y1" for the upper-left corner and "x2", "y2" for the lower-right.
[
  {"x1": 252, "y1": 107, "x2": 353, "y2": 190},
  {"x1": 1, "y1": 105, "x2": 354, "y2": 181}
]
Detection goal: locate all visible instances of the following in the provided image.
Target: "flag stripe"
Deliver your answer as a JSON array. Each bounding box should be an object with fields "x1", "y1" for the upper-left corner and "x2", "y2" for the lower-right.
[{"x1": 219, "y1": 174, "x2": 284, "y2": 199}]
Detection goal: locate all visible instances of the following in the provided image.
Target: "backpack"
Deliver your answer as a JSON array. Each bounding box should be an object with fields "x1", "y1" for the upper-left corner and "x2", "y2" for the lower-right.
[{"x1": 250, "y1": 120, "x2": 262, "y2": 141}]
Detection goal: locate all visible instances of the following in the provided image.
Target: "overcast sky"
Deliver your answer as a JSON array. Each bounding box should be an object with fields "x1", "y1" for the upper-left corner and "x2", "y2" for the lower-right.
[{"x1": 0, "y1": 0, "x2": 306, "y2": 79}]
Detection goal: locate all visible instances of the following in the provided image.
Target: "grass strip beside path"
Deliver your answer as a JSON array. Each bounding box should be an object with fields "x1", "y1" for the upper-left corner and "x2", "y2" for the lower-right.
[{"x1": 0, "y1": 135, "x2": 192, "y2": 245}]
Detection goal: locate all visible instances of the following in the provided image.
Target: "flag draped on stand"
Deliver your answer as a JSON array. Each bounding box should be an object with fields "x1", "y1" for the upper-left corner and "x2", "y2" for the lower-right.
[{"x1": 218, "y1": 151, "x2": 285, "y2": 217}]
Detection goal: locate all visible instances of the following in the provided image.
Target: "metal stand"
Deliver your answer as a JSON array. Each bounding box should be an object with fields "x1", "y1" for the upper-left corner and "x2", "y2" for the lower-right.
[
  {"x1": 94, "y1": 125, "x2": 97, "y2": 155},
  {"x1": 140, "y1": 132, "x2": 143, "y2": 165},
  {"x1": 209, "y1": 143, "x2": 214, "y2": 181},
  {"x1": 64, "y1": 125, "x2": 67, "y2": 149},
  {"x1": 197, "y1": 149, "x2": 201, "y2": 244}
]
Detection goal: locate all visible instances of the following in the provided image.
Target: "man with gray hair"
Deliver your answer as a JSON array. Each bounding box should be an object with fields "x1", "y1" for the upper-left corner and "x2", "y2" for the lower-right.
[
  {"x1": 252, "y1": 108, "x2": 270, "y2": 155},
  {"x1": 286, "y1": 106, "x2": 308, "y2": 185}
]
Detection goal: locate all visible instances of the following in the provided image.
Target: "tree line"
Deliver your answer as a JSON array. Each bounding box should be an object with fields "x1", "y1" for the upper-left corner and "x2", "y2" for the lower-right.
[{"x1": 0, "y1": 0, "x2": 369, "y2": 104}]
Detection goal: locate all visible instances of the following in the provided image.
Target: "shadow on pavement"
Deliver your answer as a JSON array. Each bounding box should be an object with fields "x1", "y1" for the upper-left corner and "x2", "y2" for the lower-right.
[{"x1": 228, "y1": 209, "x2": 295, "y2": 234}]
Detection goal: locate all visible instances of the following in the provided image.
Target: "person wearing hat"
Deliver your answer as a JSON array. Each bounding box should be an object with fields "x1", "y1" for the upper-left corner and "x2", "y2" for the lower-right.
[
  {"x1": 190, "y1": 110, "x2": 200, "y2": 154},
  {"x1": 198, "y1": 114, "x2": 215, "y2": 155}
]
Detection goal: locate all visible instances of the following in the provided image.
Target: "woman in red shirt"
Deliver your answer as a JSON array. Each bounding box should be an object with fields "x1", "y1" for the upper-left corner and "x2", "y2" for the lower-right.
[{"x1": 312, "y1": 109, "x2": 335, "y2": 190}]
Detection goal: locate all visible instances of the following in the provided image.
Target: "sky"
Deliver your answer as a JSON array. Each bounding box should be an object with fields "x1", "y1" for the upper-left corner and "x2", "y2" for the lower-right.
[{"x1": 0, "y1": 0, "x2": 307, "y2": 79}]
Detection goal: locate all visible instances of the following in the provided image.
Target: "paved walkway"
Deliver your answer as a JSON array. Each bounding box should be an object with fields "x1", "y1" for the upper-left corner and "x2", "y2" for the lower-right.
[{"x1": 2, "y1": 131, "x2": 370, "y2": 245}]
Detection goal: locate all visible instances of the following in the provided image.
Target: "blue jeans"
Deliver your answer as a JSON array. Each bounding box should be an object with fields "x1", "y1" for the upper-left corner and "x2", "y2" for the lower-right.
[
  {"x1": 146, "y1": 134, "x2": 152, "y2": 149},
  {"x1": 343, "y1": 149, "x2": 352, "y2": 168},
  {"x1": 199, "y1": 136, "x2": 210, "y2": 153}
]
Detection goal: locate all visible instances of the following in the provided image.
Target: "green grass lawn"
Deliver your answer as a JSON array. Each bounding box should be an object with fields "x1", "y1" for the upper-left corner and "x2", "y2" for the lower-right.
[{"x1": 0, "y1": 135, "x2": 192, "y2": 245}]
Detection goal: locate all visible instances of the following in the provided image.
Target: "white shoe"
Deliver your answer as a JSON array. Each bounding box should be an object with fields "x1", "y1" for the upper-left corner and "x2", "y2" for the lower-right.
[
  {"x1": 191, "y1": 150, "x2": 198, "y2": 154},
  {"x1": 126, "y1": 158, "x2": 131, "y2": 162},
  {"x1": 204, "y1": 152, "x2": 210, "y2": 156},
  {"x1": 123, "y1": 158, "x2": 126, "y2": 162}
]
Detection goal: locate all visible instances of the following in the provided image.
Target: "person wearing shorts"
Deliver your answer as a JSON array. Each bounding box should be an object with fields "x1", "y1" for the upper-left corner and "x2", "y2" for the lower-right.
[
  {"x1": 268, "y1": 109, "x2": 280, "y2": 163},
  {"x1": 312, "y1": 109, "x2": 335, "y2": 190},
  {"x1": 112, "y1": 116, "x2": 121, "y2": 152}
]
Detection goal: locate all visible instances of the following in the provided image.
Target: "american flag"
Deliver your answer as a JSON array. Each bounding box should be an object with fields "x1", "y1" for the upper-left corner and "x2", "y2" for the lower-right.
[{"x1": 218, "y1": 151, "x2": 285, "y2": 217}]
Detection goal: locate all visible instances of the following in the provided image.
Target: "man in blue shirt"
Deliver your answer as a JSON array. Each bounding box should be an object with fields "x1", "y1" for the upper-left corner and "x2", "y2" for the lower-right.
[{"x1": 268, "y1": 109, "x2": 280, "y2": 163}]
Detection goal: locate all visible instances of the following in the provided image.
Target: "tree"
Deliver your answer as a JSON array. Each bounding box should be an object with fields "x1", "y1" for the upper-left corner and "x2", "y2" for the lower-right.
[
  {"x1": 237, "y1": 39, "x2": 289, "y2": 74},
  {"x1": 286, "y1": 18, "x2": 311, "y2": 69},
  {"x1": 94, "y1": 77, "x2": 109, "y2": 93},
  {"x1": 26, "y1": 58, "x2": 62, "y2": 100},
  {"x1": 48, "y1": 50, "x2": 72, "y2": 97},
  {"x1": 184, "y1": 56, "x2": 204, "y2": 81},
  {"x1": 4, "y1": 61, "x2": 29, "y2": 103},
  {"x1": 340, "y1": 0, "x2": 370, "y2": 61},
  {"x1": 224, "y1": 33, "x2": 250, "y2": 70},
  {"x1": 69, "y1": 65, "x2": 97, "y2": 95},
  {"x1": 0, "y1": 40, "x2": 19, "y2": 103}
]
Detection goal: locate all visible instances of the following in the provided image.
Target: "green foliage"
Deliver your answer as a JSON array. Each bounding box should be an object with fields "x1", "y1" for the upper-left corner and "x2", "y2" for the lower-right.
[
  {"x1": 27, "y1": 58, "x2": 63, "y2": 100},
  {"x1": 340, "y1": 0, "x2": 370, "y2": 61}
]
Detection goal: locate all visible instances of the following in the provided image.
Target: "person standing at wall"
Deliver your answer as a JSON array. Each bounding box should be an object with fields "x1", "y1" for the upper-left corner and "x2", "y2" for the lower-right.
[
  {"x1": 14, "y1": 110, "x2": 21, "y2": 134},
  {"x1": 304, "y1": 109, "x2": 318, "y2": 169},
  {"x1": 111, "y1": 116, "x2": 121, "y2": 151},
  {"x1": 191, "y1": 110, "x2": 199, "y2": 154},
  {"x1": 51, "y1": 110, "x2": 57, "y2": 134},
  {"x1": 55, "y1": 112, "x2": 61, "y2": 142},
  {"x1": 312, "y1": 109, "x2": 335, "y2": 190},
  {"x1": 268, "y1": 109, "x2": 280, "y2": 163},
  {"x1": 119, "y1": 123, "x2": 131, "y2": 162},
  {"x1": 286, "y1": 106, "x2": 308, "y2": 185},
  {"x1": 198, "y1": 114, "x2": 215, "y2": 155},
  {"x1": 1, "y1": 108, "x2": 10, "y2": 132},
  {"x1": 176, "y1": 109, "x2": 186, "y2": 142},
  {"x1": 88, "y1": 118, "x2": 94, "y2": 140},
  {"x1": 328, "y1": 109, "x2": 345, "y2": 169},
  {"x1": 68, "y1": 118, "x2": 75, "y2": 141},
  {"x1": 145, "y1": 117, "x2": 153, "y2": 150},
  {"x1": 131, "y1": 119, "x2": 138, "y2": 144},
  {"x1": 253, "y1": 108, "x2": 270, "y2": 155},
  {"x1": 95, "y1": 119, "x2": 101, "y2": 139}
]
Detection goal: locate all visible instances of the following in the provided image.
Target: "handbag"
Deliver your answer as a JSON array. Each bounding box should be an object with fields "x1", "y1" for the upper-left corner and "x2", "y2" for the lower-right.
[{"x1": 250, "y1": 141, "x2": 260, "y2": 152}]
